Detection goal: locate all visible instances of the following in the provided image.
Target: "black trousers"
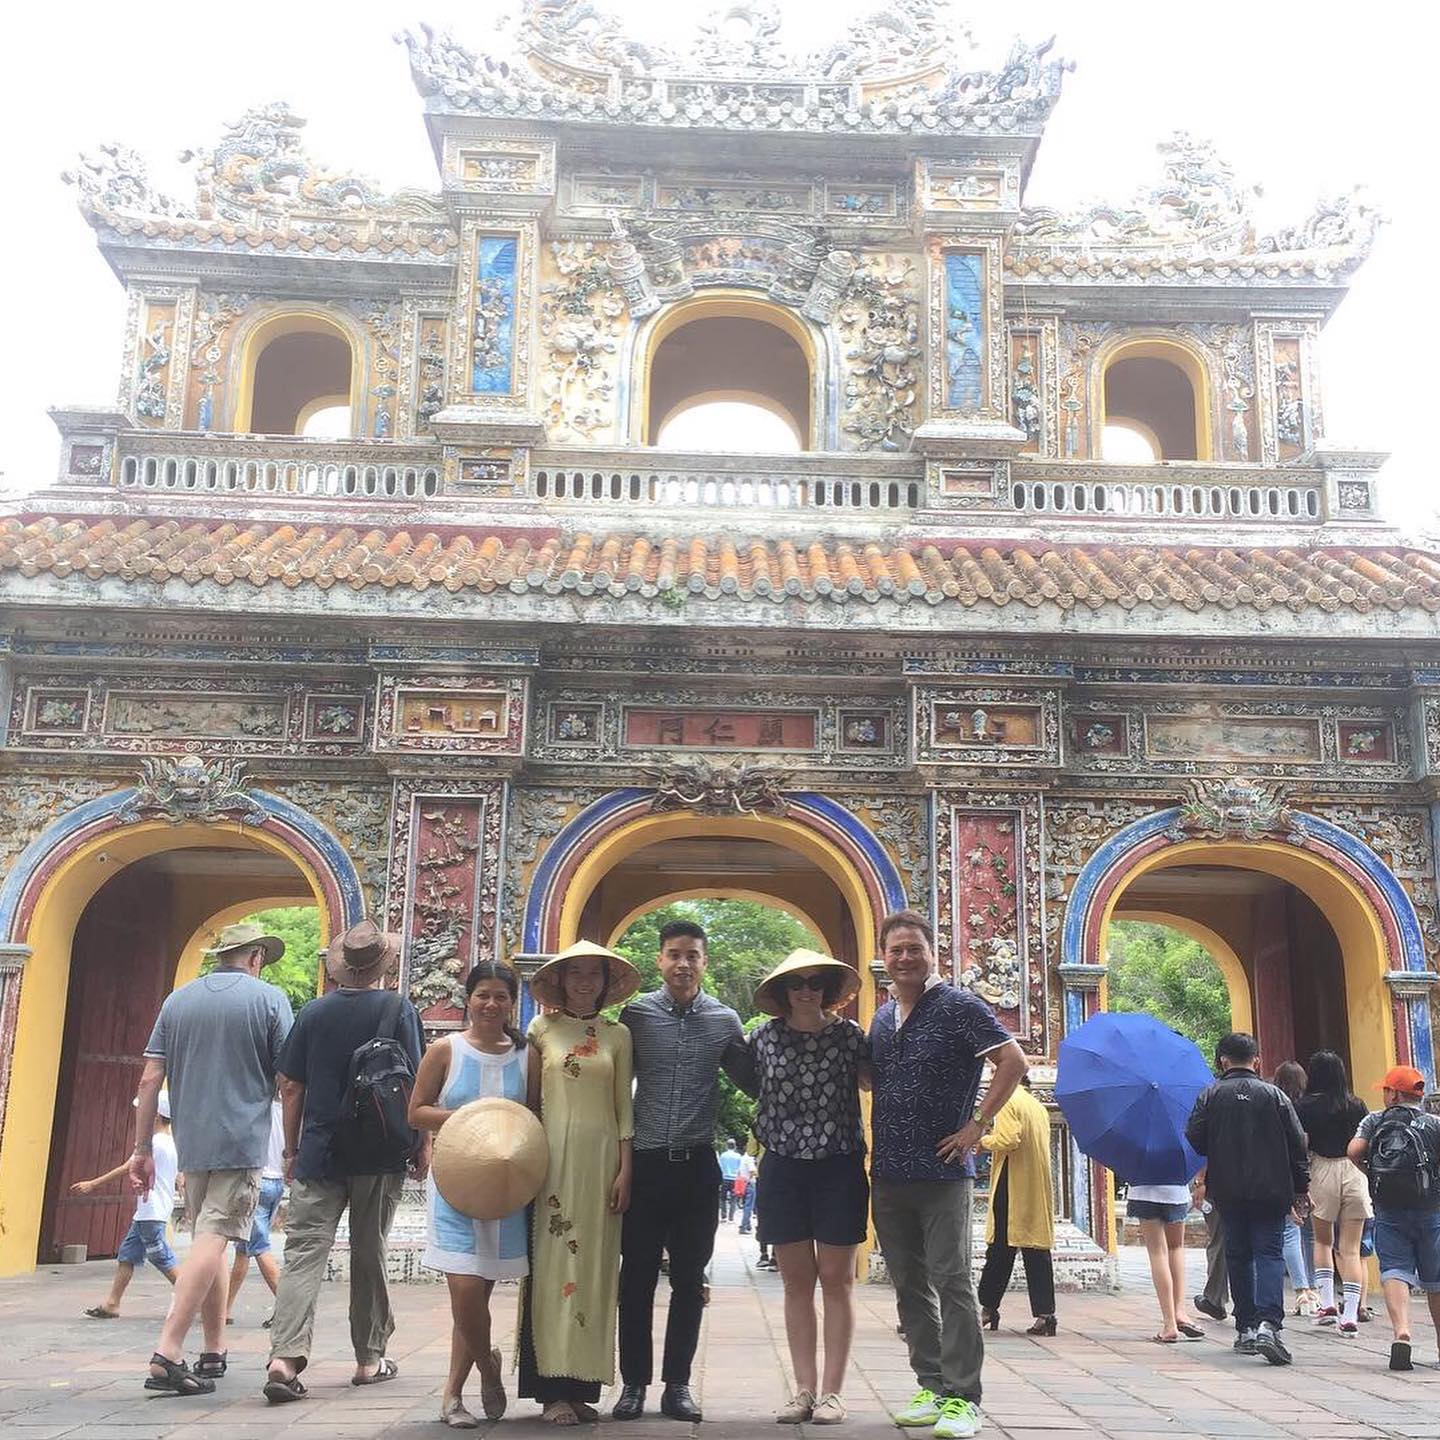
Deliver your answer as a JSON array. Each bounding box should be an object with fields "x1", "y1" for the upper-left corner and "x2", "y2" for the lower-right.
[
  {"x1": 619, "y1": 1149, "x2": 720, "y2": 1386},
  {"x1": 976, "y1": 1169, "x2": 1056, "y2": 1318}
]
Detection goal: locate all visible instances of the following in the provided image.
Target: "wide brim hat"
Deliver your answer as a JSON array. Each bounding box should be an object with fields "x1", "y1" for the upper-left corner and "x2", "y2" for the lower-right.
[
  {"x1": 432, "y1": 1096, "x2": 550, "y2": 1221},
  {"x1": 755, "y1": 947, "x2": 861, "y2": 1018},
  {"x1": 529, "y1": 939, "x2": 642, "y2": 1012},
  {"x1": 205, "y1": 921, "x2": 284, "y2": 966},
  {"x1": 325, "y1": 919, "x2": 402, "y2": 986}
]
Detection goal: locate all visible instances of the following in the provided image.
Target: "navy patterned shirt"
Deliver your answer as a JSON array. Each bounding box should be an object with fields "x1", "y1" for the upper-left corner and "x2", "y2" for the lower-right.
[{"x1": 869, "y1": 981, "x2": 1014, "y2": 1182}]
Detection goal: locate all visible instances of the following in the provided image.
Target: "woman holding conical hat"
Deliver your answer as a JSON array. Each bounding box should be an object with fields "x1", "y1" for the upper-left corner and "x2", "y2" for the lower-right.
[
  {"x1": 410, "y1": 961, "x2": 539, "y2": 1428},
  {"x1": 744, "y1": 948, "x2": 869, "y2": 1426},
  {"x1": 517, "y1": 940, "x2": 640, "y2": 1427}
]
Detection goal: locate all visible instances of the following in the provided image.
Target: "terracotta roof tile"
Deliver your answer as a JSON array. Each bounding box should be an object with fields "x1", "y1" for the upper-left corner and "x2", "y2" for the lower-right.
[{"x1": 3, "y1": 517, "x2": 1440, "y2": 618}]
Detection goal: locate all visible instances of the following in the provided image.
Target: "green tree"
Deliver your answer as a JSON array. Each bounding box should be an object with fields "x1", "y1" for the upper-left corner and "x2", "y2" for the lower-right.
[
  {"x1": 1107, "y1": 920, "x2": 1232, "y2": 1064},
  {"x1": 199, "y1": 904, "x2": 322, "y2": 1014},
  {"x1": 612, "y1": 899, "x2": 820, "y2": 1144}
]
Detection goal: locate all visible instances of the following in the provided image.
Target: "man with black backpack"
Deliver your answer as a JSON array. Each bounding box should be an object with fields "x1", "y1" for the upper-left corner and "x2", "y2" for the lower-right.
[
  {"x1": 1347, "y1": 1065, "x2": 1440, "y2": 1372},
  {"x1": 263, "y1": 921, "x2": 427, "y2": 1403}
]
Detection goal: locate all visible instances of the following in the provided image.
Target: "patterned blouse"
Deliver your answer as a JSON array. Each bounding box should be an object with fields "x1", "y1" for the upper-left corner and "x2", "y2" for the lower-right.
[{"x1": 750, "y1": 1017, "x2": 869, "y2": 1160}]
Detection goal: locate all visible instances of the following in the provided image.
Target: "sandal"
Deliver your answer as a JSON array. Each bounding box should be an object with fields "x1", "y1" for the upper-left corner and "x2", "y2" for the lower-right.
[
  {"x1": 194, "y1": 1352, "x2": 227, "y2": 1379},
  {"x1": 262, "y1": 1373, "x2": 309, "y2": 1404},
  {"x1": 1176, "y1": 1321, "x2": 1204, "y2": 1340},
  {"x1": 541, "y1": 1400, "x2": 578, "y2": 1425},
  {"x1": 571, "y1": 1401, "x2": 599, "y2": 1422},
  {"x1": 352, "y1": 1357, "x2": 399, "y2": 1386},
  {"x1": 144, "y1": 1353, "x2": 216, "y2": 1397},
  {"x1": 84, "y1": 1305, "x2": 119, "y2": 1319}
]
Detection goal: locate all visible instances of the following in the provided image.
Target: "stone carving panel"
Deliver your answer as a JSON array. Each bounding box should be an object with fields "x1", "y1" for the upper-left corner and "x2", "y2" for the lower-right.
[
  {"x1": 537, "y1": 240, "x2": 627, "y2": 443},
  {"x1": 835, "y1": 254, "x2": 922, "y2": 452},
  {"x1": 374, "y1": 675, "x2": 527, "y2": 755},
  {"x1": 916, "y1": 687, "x2": 1061, "y2": 767},
  {"x1": 276, "y1": 778, "x2": 392, "y2": 919}
]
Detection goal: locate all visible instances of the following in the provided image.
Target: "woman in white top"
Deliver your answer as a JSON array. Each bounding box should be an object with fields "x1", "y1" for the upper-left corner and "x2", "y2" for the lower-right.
[
  {"x1": 411, "y1": 961, "x2": 540, "y2": 1429},
  {"x1": 1127, "y1": 1179, "x2": 1205, "y2": 1343}
]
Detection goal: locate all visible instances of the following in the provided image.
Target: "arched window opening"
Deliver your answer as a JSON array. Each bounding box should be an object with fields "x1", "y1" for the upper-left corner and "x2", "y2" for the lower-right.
[
  {"x1": 247, "y1": 324, "x2": 353, "y2": 436},
  {"x1": 1106, "y1": 919, "x2": 1233, "y2": 1062},
  {"x1": 1102, "y1": 351, "x2": 1204, "y2": 462},
  {"x1": 647, "y1": 311, "x2": 811, "y2": 449},
  {"x1": 656, "y1": 398, "x2": 801, "y2": 453},
  {"x1": 299, "y1": 403, "x2": 352, "y2": 439},
  {"x1": 1101, "y1": 423, "x2": 1159, "y2": 465}
]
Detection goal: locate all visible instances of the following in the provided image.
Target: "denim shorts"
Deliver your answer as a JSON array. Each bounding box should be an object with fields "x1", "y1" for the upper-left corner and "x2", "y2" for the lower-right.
[
  {"x1": 239, "y1": 1176, "x2": 285, "y2": 1257},
  {"x1": 117, "y1": 1218, "x2": 177, "y2": 1270},
  {"x1": 1128, "y1": 1198, "x2": 1190, "y2": 1224},
  {"x1": 1373, "y1": 1206, "x2": 1440, "y2": 1292}
]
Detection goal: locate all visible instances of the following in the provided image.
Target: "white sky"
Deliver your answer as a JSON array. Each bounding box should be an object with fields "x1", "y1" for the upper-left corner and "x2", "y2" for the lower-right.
[{"x1": 1, "y1": 1, "x2": 1434, "y2": 526}]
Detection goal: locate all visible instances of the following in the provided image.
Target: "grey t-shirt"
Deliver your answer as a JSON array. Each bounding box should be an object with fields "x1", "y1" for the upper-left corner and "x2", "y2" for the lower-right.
[{"x1": 144, "y1": 970, "x2": 293, "y2": 1172}]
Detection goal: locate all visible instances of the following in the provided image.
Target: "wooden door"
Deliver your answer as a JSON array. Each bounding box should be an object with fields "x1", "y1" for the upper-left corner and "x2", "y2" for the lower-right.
[{"x1": 40, "y1": 863, "x2": 174, "y2": 1262}]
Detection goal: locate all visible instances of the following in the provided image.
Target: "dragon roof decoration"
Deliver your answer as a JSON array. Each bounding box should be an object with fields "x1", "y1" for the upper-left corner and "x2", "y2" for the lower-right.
[{"x1": 397, "y1": 0, "x2": 1072, "y2": 136}]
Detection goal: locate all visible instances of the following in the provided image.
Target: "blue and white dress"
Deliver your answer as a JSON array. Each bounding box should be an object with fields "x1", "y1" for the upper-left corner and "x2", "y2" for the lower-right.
[{"x1": 422, "y1": 1033, "x2": 530, "y2": 1279}]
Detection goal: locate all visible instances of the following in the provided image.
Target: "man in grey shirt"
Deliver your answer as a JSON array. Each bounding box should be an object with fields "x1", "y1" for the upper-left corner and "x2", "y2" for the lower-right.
[
  {"x1": 612, "y1": 919, "x2": 748, "y2": 1423},
  {"x1": 128, "y1": 922, "x2": 293, "y2": 1396}
]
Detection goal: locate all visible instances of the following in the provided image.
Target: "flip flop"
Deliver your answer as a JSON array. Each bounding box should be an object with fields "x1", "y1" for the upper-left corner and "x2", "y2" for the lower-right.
[
  {"x1": 1389, "y1": 1340, "x2": 1413, "y2": 1371},
  {"x1": 84, "y1": 1306, "x2": 119, "y2": 1319},
  {"x1": 352, "y1": 1357, "x2": 399, "y2": 1386},
  {"x1": 1176, "y1": 1321, "x2": 1205, "y2": 1340},
  {"x1": 1149, "y1": 1333, "x2": 1179, "y2": 1345},
  {"x1": 263, "y1": 1374, "x2": 308, "y2": 1404}
]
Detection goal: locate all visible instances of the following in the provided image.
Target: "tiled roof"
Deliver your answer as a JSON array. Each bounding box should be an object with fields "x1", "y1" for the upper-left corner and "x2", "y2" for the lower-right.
[{"x1": 2, "y1": 516, "x2": 1439, "y2": 614}]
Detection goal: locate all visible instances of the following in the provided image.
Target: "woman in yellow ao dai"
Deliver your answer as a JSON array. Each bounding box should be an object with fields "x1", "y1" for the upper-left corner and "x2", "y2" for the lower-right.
[{"x1": 517, "y1": 945, "x2": 635, "y2": 1426}]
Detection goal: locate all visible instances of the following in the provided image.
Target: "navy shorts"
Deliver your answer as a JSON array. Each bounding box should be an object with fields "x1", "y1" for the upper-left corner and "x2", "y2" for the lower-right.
[
  {"x1": 757, "y1": 1152, "x2": 869, "y2": 1247},
  {"x1": 117, "y1": 1218, "x2": 177, "y2": 1270},
  {"x1": 1128, "y1": 1198, "x2": 1190, "y2": 1224}
]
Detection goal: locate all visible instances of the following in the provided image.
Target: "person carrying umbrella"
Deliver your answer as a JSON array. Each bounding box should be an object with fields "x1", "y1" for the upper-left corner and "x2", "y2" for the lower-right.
[{"x1": 1185, "y1": 1032, "x2": 1310, "y2": 1365}]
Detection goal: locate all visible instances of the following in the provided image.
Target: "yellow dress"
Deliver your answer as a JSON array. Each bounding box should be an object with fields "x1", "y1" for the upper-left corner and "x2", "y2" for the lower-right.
[
  {"x1": 526, "y1": 1013, "x2": 634, "y2": 1384},
  {"x1": 982, "y1": 1086, "x2": 1055, "y2": 1250}
]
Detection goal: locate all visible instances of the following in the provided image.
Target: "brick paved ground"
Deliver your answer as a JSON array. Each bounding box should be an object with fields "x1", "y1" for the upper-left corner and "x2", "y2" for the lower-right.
[{"x1": 3, "y1": 1227, "x2": 1438, "y2": 1439}]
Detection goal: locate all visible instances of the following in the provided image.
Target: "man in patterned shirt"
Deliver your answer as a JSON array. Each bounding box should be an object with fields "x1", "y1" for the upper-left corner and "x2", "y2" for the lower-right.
[
  {"x1": 613, "y1": 919, "x2": 749, "y2": 1423},
  {"x1": 870, "y1": 909, "x2": 1027, "y2": 1440}
]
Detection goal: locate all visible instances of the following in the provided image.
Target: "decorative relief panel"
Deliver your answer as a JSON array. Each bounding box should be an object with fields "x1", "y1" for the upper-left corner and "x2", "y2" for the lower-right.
[
  {"x1": 1007, "y1": 318, "x2": 1058, "y2": 457},
  {"x1": 276, "y1": 778, "x2": 391, "y2": 919},
  {"x1": 133, "y1": 300, "x2": 177, "y2": 428},
  {"x1": 373, "y1": 674, "x2": 527, "y2": 755},
  {"x1": 386, "y1": 779, "x2": 505, "y2": 1023},
  {"x1": 0, "y1": 774, "x2": 116, "y2": 882},
  {"x1": 409, "y1": 312, "x2": 449, "y2": 435},
  {"x1": 1145, "y1": 711, "x2": 1321, "y2": 764},
  {"x1": 1254, "y1": 321, "x2": 1320, "y2": 465},
  {"x1": 531, "y1": 686, "x2": 906, "y2": 769},
  {"x1": 455, "y1": 140, "x2": 554, "y2": 194},
  {"x1": 915, "y1": 687, "x2": 1062, "y2": 767},
  {"x1": 927, "y1": 237, "x2": 1007, "y2": 421},
  {"x1": 835, "y1": 254, "x2": 922, "y2": 452},
  {"x1": 10, "y1": 675, "x2": 366, "y2": 756},
  {"x1": 936, "y1": 795, "x2": 1045, "y2": 1047},
  {"x1": 537, "y1": 240, "x2": 627, "y2": 443},
  {"x1": 498, "y1": 785, "x2": 607, "y2": 958},
  {"x1": 452, "y1": 225, "x2": 535, "y2": 408},
  {"x1": 920, "y1": 164, "x2": 1010, "y2": 213}
]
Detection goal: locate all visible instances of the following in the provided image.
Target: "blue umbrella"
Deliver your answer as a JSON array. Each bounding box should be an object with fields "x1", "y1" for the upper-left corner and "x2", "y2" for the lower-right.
[{"x1": 1055, "y1": 1012, "x2": 1213, "y2": 1185}]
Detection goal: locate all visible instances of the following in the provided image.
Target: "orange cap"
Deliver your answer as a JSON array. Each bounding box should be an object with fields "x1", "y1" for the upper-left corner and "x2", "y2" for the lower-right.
[{"x1": 1378, "y1": 1065, "x2": 1426, "y2": 1097}]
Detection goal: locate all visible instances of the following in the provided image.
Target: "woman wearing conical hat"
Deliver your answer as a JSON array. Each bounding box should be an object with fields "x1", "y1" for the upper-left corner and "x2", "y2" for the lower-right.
[
  {"x1": 745, "y1": 949, "x2": 870, "y2": 1426},
  {"x1": 516, "y1": 941, "x2": 641, "y2": 1427}
]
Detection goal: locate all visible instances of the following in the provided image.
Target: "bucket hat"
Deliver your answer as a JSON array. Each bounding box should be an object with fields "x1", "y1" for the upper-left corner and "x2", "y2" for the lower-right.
[
  {"x1": 325, "y1": 919, "x2": 402, "y2": 986},
  {"x1": 432, "y1": 1096, "x2": 550, "y2": 1221},
  {"x1": 204, "y1": 921, "x2": 284, "y2": 965},
  {"x1": 754, "y1": 947, "x2": 860, "y2": 1018},
  {"x1": 529, "y1": 939, "x2": 642, "y2": 1012}
]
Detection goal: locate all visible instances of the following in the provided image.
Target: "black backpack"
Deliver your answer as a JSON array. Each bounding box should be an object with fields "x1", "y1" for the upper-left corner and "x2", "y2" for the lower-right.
[
  {"x1": 331, "y1": 993, "x2": 419, "y2": 1175},
  {"x1": 1366, "y1": 1105, "x2": 1440, "y2": 1210}
]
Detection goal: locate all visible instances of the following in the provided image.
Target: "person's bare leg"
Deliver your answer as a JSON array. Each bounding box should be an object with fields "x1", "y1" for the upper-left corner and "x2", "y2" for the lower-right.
[
  {"x1": 444, "y1": 1321, "x2": 474, "y2": 1410},
  {"x1": 1382, "y1": 1276, "x2": 1411, "y2": 1341},
  {"x1": 445, "y1": 1275, "x2": 499, "y2": 1393},
  {"x1": 1426, "y1": 1290, "x2": 1440, "y2": 1343},
  {"x1": 775, "y1": 1241, "x2": 820, "y2": 1396},
  {"x1": 100, "y1": 1261, "x2": 136, "y2": 1314},
  {"x1": 227, "y1": 1250, "x2": 249, "y2": 1320},
  {"x1": 1335, "y1": 1216, "x2": 1364, "y2": 1311},
  {"x1": 254, "y1": 1252, "x2": 281, "y2": 1296},
  {"x1": 815, "y1": 1242, "x2": 857, "y2": 1397},
  {"x1": 1168, "y1": 1227, "x2": 1194, "y2": 1328},
  {"x1": 1142, "y1": 1220, "x2": 1178, "y2": 1337},
  {"x1": 151, "y1": 1233, "x2": 231, "y2": 1371}
]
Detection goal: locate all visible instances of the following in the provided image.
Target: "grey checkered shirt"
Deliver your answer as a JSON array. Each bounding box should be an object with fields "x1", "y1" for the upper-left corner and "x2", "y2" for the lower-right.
[{"x1": 620, "y1": 987, "x2": 749, "y2": 1150}]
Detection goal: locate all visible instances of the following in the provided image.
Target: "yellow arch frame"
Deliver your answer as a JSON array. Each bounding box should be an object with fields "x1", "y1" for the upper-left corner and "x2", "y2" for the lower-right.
[
  {"x1": 171, "y1": 895, "x2": 323, "y2": 995},
  {"x1": 1098, "y1": 840, "x2": 1394, "y2": 1092},
  {"x1": 231, "y1": 308, "x2": 363, "y2": 436},
  {"x1": 1111, "y1": 907, "x2": 1254, "y2": 1035},
  {"x1": 1095, "y1": 333, "x2": 1214, "y2": 462},
  {"x1": 0, "y1": 821, "x2": 329, "y2": 1276},
  {"x1": 604, "y1": 888, "x2": 829, "y2": 956},
  {"x1": 634, "y1": 291, "x2": 821, "y2": 449}
]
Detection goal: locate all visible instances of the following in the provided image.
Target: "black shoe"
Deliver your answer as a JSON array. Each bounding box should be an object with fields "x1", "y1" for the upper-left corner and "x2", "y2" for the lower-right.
[
  {"x1": 661, "y1": 1384, "x2": 702, "y2": 1422},
  {"x1": 1194, "y1": 1295, "x2": 1227, "y2": 1322},
  {"x1": 1254, "y1": 1324, "x2": 1292, "y2": 1367},
  {"x1": 612, "y1": 1384, "x2": 646, "y2": 1420},
  {"x1": 1390, "y1": 1340, "x2": 1413, "y2": 1371}
]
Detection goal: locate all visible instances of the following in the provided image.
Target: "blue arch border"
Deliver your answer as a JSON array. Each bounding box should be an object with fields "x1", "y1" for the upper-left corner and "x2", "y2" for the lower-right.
[
  {"x1": 521, "y1": 789, "x2": 908, "y2": 955},
  {"x1": 1062, "y1": 807, "x2": 1427, "y2": 974},
  {"x1": 0, "y1": 787, "x2": 366, "y2": 942}
]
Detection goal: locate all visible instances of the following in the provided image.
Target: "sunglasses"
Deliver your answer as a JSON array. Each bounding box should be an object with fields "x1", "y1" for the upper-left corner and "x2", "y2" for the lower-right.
[{"x1": 784, "y1": 974, "x2": 828, "y2": 991}]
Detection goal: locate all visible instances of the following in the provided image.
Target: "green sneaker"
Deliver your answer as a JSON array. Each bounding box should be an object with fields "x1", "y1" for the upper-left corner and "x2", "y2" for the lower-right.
[
  {"x1": 893, "y1": 1389, "x2": 941, "y2": 1427},
  {"x1": 932, "y1": 1396, "x2": 982, "y2": 1439}
]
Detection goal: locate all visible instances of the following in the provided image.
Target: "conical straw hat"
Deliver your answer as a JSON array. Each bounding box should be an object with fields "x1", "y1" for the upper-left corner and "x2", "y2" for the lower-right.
[
  {"x1": 432, "y1": 1096, "x2": 549, "y2": 1221},
  {"x1": 529, "y1": 939, "x2": 642, "y2": 1012},
  {"x1": 754, "y1": 948, "x2": 861, "y2": 1018}
]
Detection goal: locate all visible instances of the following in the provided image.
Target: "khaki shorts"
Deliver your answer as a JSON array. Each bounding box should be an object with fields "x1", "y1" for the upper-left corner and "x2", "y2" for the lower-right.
[
  {"x1": 184, "y1": 1168, "x2": 261, "y2": 1241},
  {"x1": 1309, "y1": 1152, "x2": 1372, "y2": 1225}
]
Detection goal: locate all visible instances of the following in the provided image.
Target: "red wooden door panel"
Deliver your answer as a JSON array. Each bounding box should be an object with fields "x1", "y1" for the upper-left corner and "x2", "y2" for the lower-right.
[{"x1": 41, "y1": 864, "x2": 173, "y2": 1262}]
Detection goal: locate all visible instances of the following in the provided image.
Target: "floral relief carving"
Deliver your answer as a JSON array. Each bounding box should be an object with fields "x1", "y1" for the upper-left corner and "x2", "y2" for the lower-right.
[
  {"x1": 538, "y1": 241, "x2": 627, "y2": 442},
  {"x1": 836, "y1": 255, "x2": 922, "y2": 451}
]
